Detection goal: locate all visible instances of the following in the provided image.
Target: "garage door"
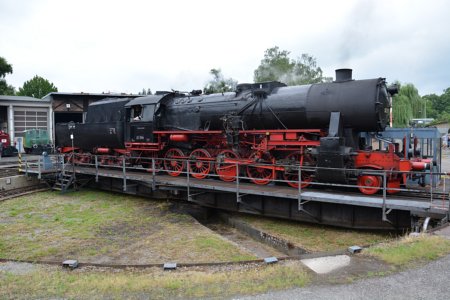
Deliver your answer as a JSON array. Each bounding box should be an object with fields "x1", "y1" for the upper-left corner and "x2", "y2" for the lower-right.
[{"x1": 13, "y1": 108, "x2": 48, "y2": 137}]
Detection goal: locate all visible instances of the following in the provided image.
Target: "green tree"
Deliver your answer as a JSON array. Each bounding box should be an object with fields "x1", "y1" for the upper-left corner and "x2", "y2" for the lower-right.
[
  {"x1": 422, "y1": 93, "x2": 440, "y2": 119},
  {"x1": 253, "y1": 46, "x2": 331, "y2": 85},
  {"x1": 426, "y1": 88, "x2": 450, "y2": 124},
  {"x1": 426, "y1": 88, "x2": 450, "y2": 117},
  {"x1": 203, "y1": 68, "x2": 237, "y2": 94},
  {"x1": 17, "y1": 75, "x2": 58, "y2": 98},
  {"x1": 392, "y1": 83, "x2": 425, "y2": 127},
  {"x1": 254, "y1": 47, "x2": 294, "y2": 83},
  {"x1": 0, "y1": 56, "x2": 15, "y2": 95},
  {"x1": 392, "y1": 93, "x2": 413, "y2": 127}
]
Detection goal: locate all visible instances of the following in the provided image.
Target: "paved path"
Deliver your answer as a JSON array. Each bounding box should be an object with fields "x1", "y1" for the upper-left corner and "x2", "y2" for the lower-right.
[
  {"x1": 240, "y1": 252, "x2": 450, "y2": 300},
  {"x1": 240, "y1": 227, "x2": 450, "y2": 300}
]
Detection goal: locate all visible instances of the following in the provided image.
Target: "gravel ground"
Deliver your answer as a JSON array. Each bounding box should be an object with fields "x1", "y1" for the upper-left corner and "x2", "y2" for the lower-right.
[
  {"x1": 0, "y1": 262, "x2": 35, "y2": 275},
  {"x1": 239, "y1": 252, "x2": 450, "y2": 300}
]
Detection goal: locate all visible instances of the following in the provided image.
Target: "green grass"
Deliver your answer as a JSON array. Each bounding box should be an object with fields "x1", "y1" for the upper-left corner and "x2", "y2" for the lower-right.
[
  {"x1": 0, "y1": 190, "x2": 256, "y2": 263},
  {"x1": 365, "y1": 234, "x2": 450, "y2": 266},
  {"x1": 240, "y1": 215, "x2": 393, "y2": 252},
  {"x1": 0, "y1": 261, "x2": 310, "y2": 299}
]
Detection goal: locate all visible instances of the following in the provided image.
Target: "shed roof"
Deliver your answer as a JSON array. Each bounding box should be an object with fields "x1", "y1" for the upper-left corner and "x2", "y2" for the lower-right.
[
  {"x1": 0, "y1": 95, "x2": 49, "y2": 102},
  {"x1": 42, "y1": 92, "x2": 140, "y2": 99}
]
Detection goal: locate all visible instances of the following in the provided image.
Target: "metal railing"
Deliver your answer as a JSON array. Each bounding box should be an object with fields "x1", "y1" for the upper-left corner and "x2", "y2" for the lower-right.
[{"x1": 21, "y1": 153, "x2": 450, "y2": 222}]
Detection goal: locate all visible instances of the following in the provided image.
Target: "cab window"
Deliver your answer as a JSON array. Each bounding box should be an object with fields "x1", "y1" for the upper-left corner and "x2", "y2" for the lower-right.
[
  {"x1": 131, "y1": 105, "x2": 143, "y2": 121},
  {"x1": 142, "y1": 104, "x2": 155, "y2": 122}
]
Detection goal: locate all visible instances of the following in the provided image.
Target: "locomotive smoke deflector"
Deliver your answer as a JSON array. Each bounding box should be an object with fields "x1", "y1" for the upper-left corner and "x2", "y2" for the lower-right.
[{"x1": 335, "y1": 68, "x2": 353, "y2": 82}]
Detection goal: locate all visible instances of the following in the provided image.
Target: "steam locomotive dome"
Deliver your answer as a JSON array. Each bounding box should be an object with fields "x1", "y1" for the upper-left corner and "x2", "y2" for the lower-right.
[{"x1": 161, "y1": 69, "x2": 391, "y2": 133}]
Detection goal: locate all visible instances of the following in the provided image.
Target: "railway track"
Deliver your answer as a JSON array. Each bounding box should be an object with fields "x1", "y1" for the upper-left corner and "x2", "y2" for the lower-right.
[
  {"x1": 0, "y1": 167, "x2": 19, "y2": 178},
  {"x1": 0, "y1": 184, "x2": 50, "y2": 202}
]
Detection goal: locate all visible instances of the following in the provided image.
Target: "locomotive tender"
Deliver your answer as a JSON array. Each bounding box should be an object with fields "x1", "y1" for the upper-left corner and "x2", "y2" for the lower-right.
[{"x1": 55, "y1": 69, "x2": 429, "y2": 194}]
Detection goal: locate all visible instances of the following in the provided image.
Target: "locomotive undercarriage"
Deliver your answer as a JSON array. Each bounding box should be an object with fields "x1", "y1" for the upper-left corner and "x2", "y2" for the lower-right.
[{"x1": 61, "y1": 127, "x2": 429, "y2": 195}]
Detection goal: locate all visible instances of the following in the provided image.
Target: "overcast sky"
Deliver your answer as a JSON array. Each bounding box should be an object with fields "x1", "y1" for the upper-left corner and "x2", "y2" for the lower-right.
[{"x1": 1, "y1": 0, "x2": 449, "y2": 96}]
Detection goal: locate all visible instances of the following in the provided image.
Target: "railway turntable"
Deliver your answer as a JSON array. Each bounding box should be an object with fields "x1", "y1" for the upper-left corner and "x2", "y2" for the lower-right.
[{"x1": 21, "y1": 153, "x2": 450, "y2": 231}]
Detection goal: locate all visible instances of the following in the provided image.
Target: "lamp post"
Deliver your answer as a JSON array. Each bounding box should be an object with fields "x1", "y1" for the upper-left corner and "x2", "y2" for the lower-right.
[{"x1": 68, "y1": 121, "x2": 75, "y2": 175}]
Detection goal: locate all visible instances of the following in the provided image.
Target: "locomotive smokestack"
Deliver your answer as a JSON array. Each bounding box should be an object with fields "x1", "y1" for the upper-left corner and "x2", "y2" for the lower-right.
[{"x1": 335, "y1": 68, "x2": 353, "y2": 82}]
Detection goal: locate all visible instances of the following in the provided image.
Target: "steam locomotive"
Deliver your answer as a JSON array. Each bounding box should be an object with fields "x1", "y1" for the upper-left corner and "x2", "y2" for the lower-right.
[{"x1": 55, "y1": 69, "x2": 430, "y2": 194}]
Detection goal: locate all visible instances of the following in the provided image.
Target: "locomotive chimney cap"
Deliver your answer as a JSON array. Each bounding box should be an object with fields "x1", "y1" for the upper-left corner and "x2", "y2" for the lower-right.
[{"x1": 335, "y1": 68, "x2": 353, "y2": 82}]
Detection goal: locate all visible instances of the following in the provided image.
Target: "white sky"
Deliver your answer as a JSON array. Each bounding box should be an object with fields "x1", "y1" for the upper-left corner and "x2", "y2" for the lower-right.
[{"x1": 1, "y1": 0, "x2": 449, "y2": 96}]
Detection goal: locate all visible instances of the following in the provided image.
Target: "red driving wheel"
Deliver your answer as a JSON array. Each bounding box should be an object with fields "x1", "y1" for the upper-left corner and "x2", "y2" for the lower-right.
[
  {"x1": 164, "y1": 148, "x2": 185, "y2": 177},
  {"x1": 246, "y1": 153, "x2": 274, "y2": 185},
  {"x1": 283, "y1": 151, "x2": 315, "y2": 188},
  {"x1": 215, "y1": 150, "x2": 240, "y2": 182},
  {"x1": 189, "y1": 149, "x2": 212, "y2": 179}
]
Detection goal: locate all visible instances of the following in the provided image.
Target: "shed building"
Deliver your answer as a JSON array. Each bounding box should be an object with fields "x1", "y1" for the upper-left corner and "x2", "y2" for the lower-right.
[{"x1": 0, "y1": 95, "x2": 52, "y2": 151}]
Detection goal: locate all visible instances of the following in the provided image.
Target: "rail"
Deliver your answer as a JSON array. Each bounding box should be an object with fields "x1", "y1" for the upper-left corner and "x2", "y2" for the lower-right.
[{"x1": 20, "y1": 153, "x2": 450, "y2": 222}]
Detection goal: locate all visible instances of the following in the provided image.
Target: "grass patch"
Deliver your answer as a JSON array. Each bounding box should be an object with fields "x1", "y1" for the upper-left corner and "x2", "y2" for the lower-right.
[
  {"x1": 0, "y1": 190, "x2": 256, "y2": 263},
  {"x1": 364, "y1": 234, "x2": 450, "y2": 266},
  {"x1": 0, "y1": 261, "x2": 309, "y2": 299},
  {"x1": 240, "y1": 215, "x2": 394, "y2": 252}
]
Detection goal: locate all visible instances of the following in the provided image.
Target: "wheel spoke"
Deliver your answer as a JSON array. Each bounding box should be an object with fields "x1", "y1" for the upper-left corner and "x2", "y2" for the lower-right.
[
  {"x1": 283, "y1": 151, "x2": 315, "y2": 188},
  {"x1": 246, "y1": 152, "x2": 274, "y2": 185},
  {"x1": 164, "y1": 148, "x2": 185, "y2": 177},
  {"x1": 189, "y1": 149, "x2": 211, "y2": 179}
]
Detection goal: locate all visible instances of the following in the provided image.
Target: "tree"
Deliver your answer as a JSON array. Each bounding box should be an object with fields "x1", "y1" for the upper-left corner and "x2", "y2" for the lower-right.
[
  {"x1": 254, "y1": 47, "x2": 294, "y2": 83},
  {"x1": 16, "y1": 75, "x2": 58, "y2": 98},
  {"x1": 392, "y1": 93, "x2": 413, "y2": 127},
  {"x1": 422, "y1": 93, "x2": 439, "y2": 119},
  {"x1": 253, "y1": 46, "x2": 331, "y2": 85},
  {"x1": 425, "y1": 88, "x2": 450, "y2": 124},
  {"x1": 392, "y1": 83, "x2": 425, "y2": 127},
  {"x1": 138, "y1": 88, "x2": 152, "y2": 95},
  {"x1": 0, "y1": 56, "x2": 15, "y2": 95},
  {"x1": 203, "y1": 68, "x2": 237, "y2": 94}
]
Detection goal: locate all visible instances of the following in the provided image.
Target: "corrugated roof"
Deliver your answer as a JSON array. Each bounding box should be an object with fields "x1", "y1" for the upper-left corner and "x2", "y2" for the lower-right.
[{"x1": 0, "y1": 95, "x2": 49, "y2": 102}]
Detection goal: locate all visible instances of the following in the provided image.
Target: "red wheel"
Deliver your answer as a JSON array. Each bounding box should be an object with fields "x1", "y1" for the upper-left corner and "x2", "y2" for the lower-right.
[
  {"x1": 189, "y1": 149, "x2": 212, "y2": 179},
  {"x1": 215, "y1": 150, "x2": 240, "y2": 182},
  {"x1": 246, "y1": 153, "x2": 274, "y2": 185},
  {"x1": 357, "y1": 175, "x2": 381, "y2": 195},
  {"x1": 283, "y1": 151, "x2": 315, "y2": 188},
  {"x1": 164, "y1": 148, "x2": 185, "y2": 177}
]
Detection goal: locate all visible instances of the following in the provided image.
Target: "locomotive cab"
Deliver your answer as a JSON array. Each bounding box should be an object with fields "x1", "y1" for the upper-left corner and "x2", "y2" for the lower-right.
[{"x1": 125, "y1": 97, "x2": 157, "y2": 143}]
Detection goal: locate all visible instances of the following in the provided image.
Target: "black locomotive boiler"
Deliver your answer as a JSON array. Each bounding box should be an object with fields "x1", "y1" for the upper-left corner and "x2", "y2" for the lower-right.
[{"x1": 55, "y1": 69, "x2": 429, "y2": 194}]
